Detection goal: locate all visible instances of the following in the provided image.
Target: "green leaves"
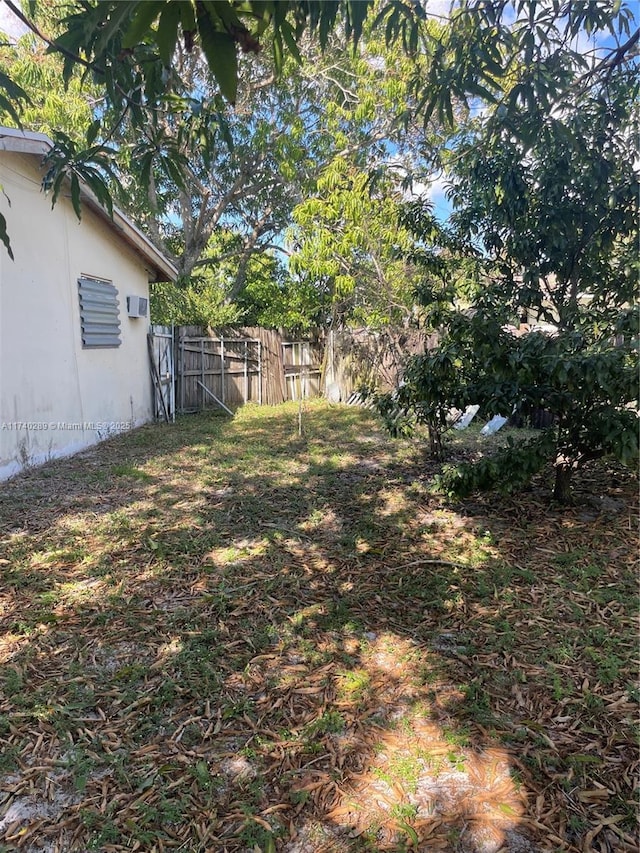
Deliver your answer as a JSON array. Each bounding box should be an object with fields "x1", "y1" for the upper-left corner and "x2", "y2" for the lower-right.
[
  {"x1": 196, "y1": 7, "x2": 238, "y2": 103},
  {"x1": 0, "y1": 69, "x2": 30, "y2": 126},
  {"x1": 435, "y1": 431, "x2": 557, "y2": 499},
  {"x1": 343, "y1": 0, "x2": 375, "y2": 48},
  {"x1": 156, "y1": 2, "x2": 182, "y2": 66},
  {"x1": 42, "y1": 132, "x2": 117, "y2": 221},
  {"x1": 290, "y1": 157, "x2": 422, "y2": 327},
  {"x1": 122, "y1": 2, "x2": 165, "y2": 49},
  {"x1": 389, "y1": 74, "x2": 638, "y2": 501},
  {"x1": 0, "y1": 210, "x2": 14, "y2": 261},
  {"x1": 390, "y1": 299, "x2": 639, "y2": 501},
  {"x1": 69, "y1": 172, "x2": 81, "y2": 220}
]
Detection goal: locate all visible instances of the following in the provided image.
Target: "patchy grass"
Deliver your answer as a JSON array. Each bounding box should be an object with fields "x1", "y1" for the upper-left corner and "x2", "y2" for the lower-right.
[{"x1": 0, "y1": 400, "x2": 637, "y2": 852}]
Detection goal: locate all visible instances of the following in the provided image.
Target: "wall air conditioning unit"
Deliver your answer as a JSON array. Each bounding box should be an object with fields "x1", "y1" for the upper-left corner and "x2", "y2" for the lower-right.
[{"x1": 127, "y1": 295, "x2": 148, "y2": 318}]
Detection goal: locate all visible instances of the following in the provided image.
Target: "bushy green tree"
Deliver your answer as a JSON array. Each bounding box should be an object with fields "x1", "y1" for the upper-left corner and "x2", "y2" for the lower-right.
[
  {"x1": 386, "y1": 68, "x2": 639, "y2": 502},
  {"x1": 392, "y1": 305, "x2": 638, "y2": 502},
  {"x1": 289, "y1": 158, "x2": 423, "y2": 327},
  {"x1": 150, "y1": 230, "x2": 321, "y2": 333},
  {"x1": 0, "y1": 34, "x2": 92, "y2": 139},
  {"x1": 234, "y1": 256, "x2": 327, "y2": 333}
]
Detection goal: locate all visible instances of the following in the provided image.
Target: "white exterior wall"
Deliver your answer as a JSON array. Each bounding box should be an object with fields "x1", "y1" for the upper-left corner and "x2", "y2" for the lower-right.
[{"x1": 0, "y1": 152, "x2": 153, "y2": 479}]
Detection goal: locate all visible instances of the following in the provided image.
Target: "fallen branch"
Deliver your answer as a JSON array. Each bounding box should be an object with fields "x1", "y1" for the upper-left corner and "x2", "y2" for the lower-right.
[{"x1": 393, "y1": 558, "x2": 472, "y2": 571}]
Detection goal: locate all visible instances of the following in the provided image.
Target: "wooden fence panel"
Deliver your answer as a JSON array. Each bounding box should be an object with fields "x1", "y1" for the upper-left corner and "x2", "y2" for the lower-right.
[
  {"x1": 177, "y1": 325, "x2": 315, "y2": 407},
  {"x1": 174, "y1": 325, "x2": 428, "y2": 412},
  {"x1": 239, "y1": 327, "x2": 287, "y2": 405},
  {"x1": 282, "y1": 340, "x2": 323, "y2": 400},
  {"x1": 176, "y1": 329, "x2": 263, "y2": 412},
  {"x1": 323, "y1": 327, "x2": 437, "y2": 400}
]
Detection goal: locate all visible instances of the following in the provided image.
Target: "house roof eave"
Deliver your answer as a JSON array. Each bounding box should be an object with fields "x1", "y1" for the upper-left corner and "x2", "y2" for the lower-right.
[
  {"x1": 79, "y1": 189, "x2": 178, "y2": 283},
  {"x1": 0, "y1": 126, "x2": 179, "y2": 283}
]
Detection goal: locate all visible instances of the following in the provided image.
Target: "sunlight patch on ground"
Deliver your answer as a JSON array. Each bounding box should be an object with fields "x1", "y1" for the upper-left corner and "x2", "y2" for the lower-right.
[
  {"x1": 53, "y1": 577, "x2": 104, "y2": 605},
  {"x1": 300, "y1": 507, "x2": 343, "y2": 534},
  {"x1": 0, "y1": 634, "x2": 26, "y2": 664},
  {"x1": 328, "y1": 733, "x2": 527, "y2": 850},
  {"x1": 151, "y1": 637, "x2": 184, "y2": 666},
  {"x1": 202, "y1": 536, "x2": 270, "y2": 566},
  {"x1": 376, "y1": 488, "x2": 409, "y2": 516},
  {"x1": 305, "y1": 630, "x2": 532, "y2": 851},
  {"x1": 236, "y1": 626, "x2": 537, "y2": 850},
  {"x1": 220, "y1": 755, "x2": 258, "y2": 783}
]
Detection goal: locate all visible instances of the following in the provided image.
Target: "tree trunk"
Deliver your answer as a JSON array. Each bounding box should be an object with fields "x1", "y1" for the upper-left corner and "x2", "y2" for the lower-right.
[
  {"x1": 553, "y1": 462, "x2": 573, "y2": 503},
  {"x1": 226, "y1": 208, "x2": 274, "y2": 303},
  {"x1": 428, "y1": 420, "x2": 443, "y2": 459}
]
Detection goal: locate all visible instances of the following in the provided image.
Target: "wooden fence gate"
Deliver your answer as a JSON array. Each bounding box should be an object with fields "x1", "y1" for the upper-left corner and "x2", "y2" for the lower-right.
[
  {"x1": 148, "y1": 325, "x2": 175, "y2": 422},
  {"x1": 176, "y1": 332, "x2": 262, "y2": 413}
]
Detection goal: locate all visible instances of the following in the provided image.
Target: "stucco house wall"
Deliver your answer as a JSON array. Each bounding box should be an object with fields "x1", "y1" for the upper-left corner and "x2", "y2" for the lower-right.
[{"x1": 0, "y1": 131, "x2": 176, "y2": 479}]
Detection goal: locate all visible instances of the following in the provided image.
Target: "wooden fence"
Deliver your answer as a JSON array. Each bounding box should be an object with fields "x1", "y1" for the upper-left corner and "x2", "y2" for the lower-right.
[
  {"x1": 152, "y1": 325, "x2": 431, "y2": 417},
  {"x1": 174, "y1": 326, "x2": 323, "y2": 413},
  {"x1": 282, "y1": 340, "x2": 323, "y2": 400},
  {"x1": 148, "y1": 326, "x2": 175, "y2": 421}
]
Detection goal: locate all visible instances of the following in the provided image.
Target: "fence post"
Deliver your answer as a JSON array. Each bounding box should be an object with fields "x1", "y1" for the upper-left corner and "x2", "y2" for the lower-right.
[
  {"x1": 200, "y1": 339, "x2": 205, "y2": 410},
  {"x1": 221, "y1": 337, "x2": 226, "y2": 405},
  {"x1": 179, "y1": 334, "x2": 185, "y2": 413},
  {"x1": 170, "y1": 323, "x2": 176, "y2": 421},
  {"x1": 258, "y1": 340, "x2": 262, "y2": 405},
  {"x1": 244, "y1": 340, "x2": 248, "y2": 404}
]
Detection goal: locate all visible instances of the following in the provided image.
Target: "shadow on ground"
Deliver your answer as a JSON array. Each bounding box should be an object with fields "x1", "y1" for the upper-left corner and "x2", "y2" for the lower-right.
[{"x1": 0, "y1": 402, "x2": 637, "y2": 852}]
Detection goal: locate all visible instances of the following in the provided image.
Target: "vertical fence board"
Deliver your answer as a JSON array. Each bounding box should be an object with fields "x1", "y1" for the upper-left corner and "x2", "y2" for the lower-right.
[{"x1": 322, "y1": 328, "x2": 436, "y2": 401}]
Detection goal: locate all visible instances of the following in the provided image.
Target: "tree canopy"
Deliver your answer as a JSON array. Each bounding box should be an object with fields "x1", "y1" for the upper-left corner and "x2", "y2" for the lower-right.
[{"x1": 1, "y1": 0, "x2": 637, "y2": 249}]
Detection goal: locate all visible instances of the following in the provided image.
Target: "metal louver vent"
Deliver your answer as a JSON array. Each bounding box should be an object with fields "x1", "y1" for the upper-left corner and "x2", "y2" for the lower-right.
[{"x1": 78, "y1": 277, "x2": 121, "y2": 348}]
